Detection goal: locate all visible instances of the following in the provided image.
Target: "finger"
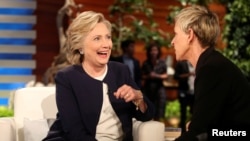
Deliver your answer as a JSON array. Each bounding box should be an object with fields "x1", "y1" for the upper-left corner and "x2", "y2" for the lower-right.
[
  {"x1": 114, "y1": 88, "x2": 126, "y2": 99},
  {"x1": 115, "y1": 85, "x2": 130, "y2": 98},
  {"x1": 114, "y1": 92, "x2": 119, "y2": 99},
  {"x1": 124, "y1": 93, "x2": 129, "y2": 99},
  {"x1": 114, "y1": 86, "x2": 124, "y2": 98},
  {"x1": 124, "y1": 93, "x2": 133, "y2": 102},
  {"x1": 123, "y1": 87, "x2": 134, "y2": 99}
]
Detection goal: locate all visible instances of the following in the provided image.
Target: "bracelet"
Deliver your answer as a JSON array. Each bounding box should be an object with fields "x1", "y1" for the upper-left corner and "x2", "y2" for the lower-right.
[
  {"x1": 133, "y1": 92, "x2": 143, "y2": 110},
  {"x1": 133, "y1": 98, "x2": 143, "y2": 110}
]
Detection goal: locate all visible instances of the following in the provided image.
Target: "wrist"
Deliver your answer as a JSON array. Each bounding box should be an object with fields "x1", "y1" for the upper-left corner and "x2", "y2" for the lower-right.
[{"x1": 133, "y1": 92, "x2": 144, "y2": 110}]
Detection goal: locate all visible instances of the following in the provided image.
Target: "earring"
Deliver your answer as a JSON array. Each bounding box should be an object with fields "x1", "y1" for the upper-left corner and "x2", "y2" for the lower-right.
[{"x1": 79, "y1": 49, "x2": 83, "y2": 55}]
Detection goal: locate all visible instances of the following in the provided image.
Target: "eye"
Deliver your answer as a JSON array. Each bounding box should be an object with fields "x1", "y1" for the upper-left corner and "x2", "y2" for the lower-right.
[
  {"x1": 106, "y1": 35, "x2": 112, "y2": 39},
  {"x1": 94, "y1": 36, "x2": 100, "y2": 41}
]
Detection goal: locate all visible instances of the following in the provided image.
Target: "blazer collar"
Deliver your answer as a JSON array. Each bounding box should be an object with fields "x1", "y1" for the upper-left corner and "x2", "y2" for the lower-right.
[{"x1": 195, "y1": 47, "x2": 214, "y2": 74}]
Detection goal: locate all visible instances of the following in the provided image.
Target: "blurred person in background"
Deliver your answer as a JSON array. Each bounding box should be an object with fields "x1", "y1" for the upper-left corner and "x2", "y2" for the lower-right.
[
  {"x1": 174, "y1": 60, "x2": 195, "y2": 132},
  {"x1": 110, "y1": 39, "x2": 142, "y2": 88},
  {"x1": 141, "y1": 43, "x2": 168, "y2": 121}
]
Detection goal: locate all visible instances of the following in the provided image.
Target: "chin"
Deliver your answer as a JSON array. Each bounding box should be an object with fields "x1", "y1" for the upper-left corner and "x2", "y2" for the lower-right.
[
  {"x1": 175, "y1": 55, "x2": 180, "y2": 61},
  {"x1": 99, "y1": 60, "x2": 108, "y2": 65}
]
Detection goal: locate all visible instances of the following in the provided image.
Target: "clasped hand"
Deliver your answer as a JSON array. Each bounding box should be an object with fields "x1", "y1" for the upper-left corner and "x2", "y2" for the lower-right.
[{"x1": 114, "y1": 84, "x2": 142, "y2": 102}]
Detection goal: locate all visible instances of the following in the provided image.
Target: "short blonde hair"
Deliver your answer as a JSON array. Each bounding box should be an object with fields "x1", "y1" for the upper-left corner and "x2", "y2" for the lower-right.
[
  {"x1": 66, "y1": 11, "x2": 112, "y2": 64},
  {"x1": 175, "y1": 5, "x2": 220, "y2": 48}
]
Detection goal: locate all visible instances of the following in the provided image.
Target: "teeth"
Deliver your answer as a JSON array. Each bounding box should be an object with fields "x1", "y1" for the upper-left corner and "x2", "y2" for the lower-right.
[{"x1": 98, "y1": 52, "x2": 107, "y2": 55}]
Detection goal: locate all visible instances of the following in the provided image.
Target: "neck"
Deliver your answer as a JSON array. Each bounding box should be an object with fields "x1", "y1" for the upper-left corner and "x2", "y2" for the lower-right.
[
  {"x1": 82, "y1": 62, "x2": 107, "y2": 78},
  {"x1": 188, "y1": 45, "x2": 208, "y2": 68}
]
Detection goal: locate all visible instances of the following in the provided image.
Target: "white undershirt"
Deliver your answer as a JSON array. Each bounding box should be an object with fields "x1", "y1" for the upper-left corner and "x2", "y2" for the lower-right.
[
  {"x1": 94, "y1": 66, "x2": 123, "y2": 141},
  {"x1": 187, "y1": 62, "x2": 195, "y2": 93}
]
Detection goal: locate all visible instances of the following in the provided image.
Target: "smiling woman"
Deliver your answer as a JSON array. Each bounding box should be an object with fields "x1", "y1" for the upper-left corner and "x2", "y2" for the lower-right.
[
  {"x1": 65, "y1": 11, "x2": 112, "y2": 66},
  {"x1": 43, "y1": 11, "x2": 155, "y2": 141},
  {"x1": 81, "y1": 22, "x2": 112, "y2": 73}
]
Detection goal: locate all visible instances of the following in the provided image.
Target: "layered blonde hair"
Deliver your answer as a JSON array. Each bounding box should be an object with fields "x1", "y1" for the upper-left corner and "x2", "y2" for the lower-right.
[
  {"x1": 66, "y1": 11, "x2": 112, "y2": 64},
  {"x1": 175, "y1": 5, "x2": 220, "y2": 48}
]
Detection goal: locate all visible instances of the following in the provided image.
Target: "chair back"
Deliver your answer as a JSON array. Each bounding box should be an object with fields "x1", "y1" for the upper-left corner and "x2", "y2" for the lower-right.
[{"x1": 13, "y1": 87, "x2": 57, "y2": 141}]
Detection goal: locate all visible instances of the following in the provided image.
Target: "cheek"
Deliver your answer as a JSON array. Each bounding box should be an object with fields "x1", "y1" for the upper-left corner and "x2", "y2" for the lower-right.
[
  {"x1": 110, "y1": 41, "x2": 113, "y2": 48},
  {"x1": 172, "y1": 37, "x2": 180, "y2": 49}
]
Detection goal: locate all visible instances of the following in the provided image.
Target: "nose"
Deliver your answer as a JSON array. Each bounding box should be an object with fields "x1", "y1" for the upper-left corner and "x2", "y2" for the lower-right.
[
  {"x1": 170, "y1": 40, "x2": 174, "y2": 48},
  {"x1": 102, "y1": 38, "x2": 112, "y2": 49}
]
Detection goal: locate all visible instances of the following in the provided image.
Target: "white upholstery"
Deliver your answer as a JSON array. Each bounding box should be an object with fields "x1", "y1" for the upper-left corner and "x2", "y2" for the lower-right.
[
  {"x1": 0, "y1": 87, "x2": 165, "y2": 141},
  {"x1": 0, "y1": 117, "x2": 16, "y2": 141}
]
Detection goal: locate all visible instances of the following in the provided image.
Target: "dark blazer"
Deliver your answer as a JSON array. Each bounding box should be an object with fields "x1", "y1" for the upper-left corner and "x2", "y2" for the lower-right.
[
  {"x1": 110, "y1": 56, "x2": 142, "y2": 88},
  {"x1": 49, "y1": 61, "x2": 155, "y2": 141},
  {"x1": 176, "y1": 47, "x2": 250, "y2": 141}
]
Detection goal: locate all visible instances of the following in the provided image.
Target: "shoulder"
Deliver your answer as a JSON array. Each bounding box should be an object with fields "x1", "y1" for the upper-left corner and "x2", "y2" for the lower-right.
[
  {"x1": 110, "y1": 56, "x2": 123, "y2": 62},
  {"x1": 57, "y1": 65, "x2": 80, "y2": 74},
  {"x1": 209, "y1": 50, "x2": 239, "y2": 71},
  {"x1": 197, "y1": 49, "x2": 244, "y2": 81},
  {"x1": 108, "y1": 61, "x2": 133, "y2": 79},
  {"x1": 197, "y1": 49, "x2": 233, "y2": 72},
  {"x1": 108, "y1": 61, "x2": 128, "y2": 71},
  {"x1": 55, "y1": 65, "x2": 83, "y2": 80}
]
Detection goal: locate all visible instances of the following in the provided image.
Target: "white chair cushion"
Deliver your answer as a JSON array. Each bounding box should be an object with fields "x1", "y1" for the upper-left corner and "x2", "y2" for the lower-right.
[
  {"x1": 23, "y1": 118, "x2": 49, "y2": 141},
  {"x1": 137, "y1": 120, "x2": 165, "y2": 141},
  {"x1": 13, "y1": 87, "x2": 57, "y2": 141},
  {"x1": 0, "y1": 117, "x2": 16, "y2": 141}
]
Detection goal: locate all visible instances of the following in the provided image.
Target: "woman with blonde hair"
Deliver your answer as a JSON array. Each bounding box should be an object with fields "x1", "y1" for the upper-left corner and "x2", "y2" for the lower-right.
[
  {"x1": 43, "y1": 11, "x2": 155, "y2": 141},
  {"x1": 171, "y1": 5, "x2": 250, "y2": 141}
]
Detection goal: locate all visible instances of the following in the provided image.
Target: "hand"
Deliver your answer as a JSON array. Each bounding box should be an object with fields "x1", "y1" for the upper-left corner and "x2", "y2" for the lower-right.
[
  {"x1": 189, "y1": 71, "x2": 195, "y2": 76},
  {"x1": 150, "y1": 72, "x2": 158, "y2": 78},
  {"x1": 114, "y1": 84, "x2": 142, "y2": 102},
  {"x1": 114, "y1": 84, "x2": 147, "y2": 112},
  {"x1": 150, "y1": 72, "x2": 167, "y2": 79},
  {"x1": 186, "y1": 121, "x2": 191, "y2": 131}
]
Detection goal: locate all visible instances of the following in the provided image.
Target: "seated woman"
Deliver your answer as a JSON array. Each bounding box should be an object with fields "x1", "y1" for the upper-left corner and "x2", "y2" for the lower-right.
[{"x1": 43, "y1": 11, "x2": 155, "y2": 141}]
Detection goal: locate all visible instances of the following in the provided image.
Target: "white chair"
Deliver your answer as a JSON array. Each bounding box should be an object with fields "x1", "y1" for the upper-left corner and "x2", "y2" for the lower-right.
[{"x1": 0, "y1": 87, "x2": 165, "y2": 141}]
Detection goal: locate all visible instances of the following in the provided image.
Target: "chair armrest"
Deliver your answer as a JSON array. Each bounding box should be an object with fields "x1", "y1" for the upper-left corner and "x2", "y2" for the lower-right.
[
  {"x1": 133, "y1": 120, "x2": 165, "y2": 141},
  {"x1": 0, "y1": 117, "x2": 16, "y2": 141}
]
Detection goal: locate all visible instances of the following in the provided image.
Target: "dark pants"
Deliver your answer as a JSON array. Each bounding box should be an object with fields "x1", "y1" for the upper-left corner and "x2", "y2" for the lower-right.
[
  {"x1": 178, "y1": 90, "x2": 194, "y2": 132},
  {"x1": 143, "y1": 85, "x2": 166, "y2": 120}
]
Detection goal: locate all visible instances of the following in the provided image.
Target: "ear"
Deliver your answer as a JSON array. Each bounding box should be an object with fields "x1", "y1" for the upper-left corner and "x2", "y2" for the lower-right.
[{"x1": 187, "y1": 28, "x2": 195, "y2": 43}]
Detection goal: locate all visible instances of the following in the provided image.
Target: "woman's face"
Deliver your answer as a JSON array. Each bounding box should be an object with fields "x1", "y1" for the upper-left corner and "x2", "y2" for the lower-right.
[
  {"x1": 171, "y1": 23, "x2": 190, "y2": 61},
  {"x1": 150, "y1": 46, "x2": 159, "y2": 59},
  {"x1": 82, "y1": 22, "x2": 112, "y2": 67}
]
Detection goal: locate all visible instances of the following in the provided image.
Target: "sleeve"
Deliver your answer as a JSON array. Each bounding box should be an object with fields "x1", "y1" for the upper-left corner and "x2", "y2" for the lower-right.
[
  {"x1": 55, "y1": 71, "x2": 97, "y2": 141},
  {"x1": 133, "y1": 96, "x2": 156, "y2": 121},
  {"x1": 174, "y1": 62, "x2": 180, "y2": 79},
  {"x1": 141, "y1": 61, "x2": 151, "y2": 75},
  {"x1": 174, "y1": 62, "x2": 184, "y2": 80},
  {"x1": 175, "y1": 66, "x2": 230, "y2": 141},
  {"x1": 154, "y1": 60, "x2": 167, "y2": 74}
]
